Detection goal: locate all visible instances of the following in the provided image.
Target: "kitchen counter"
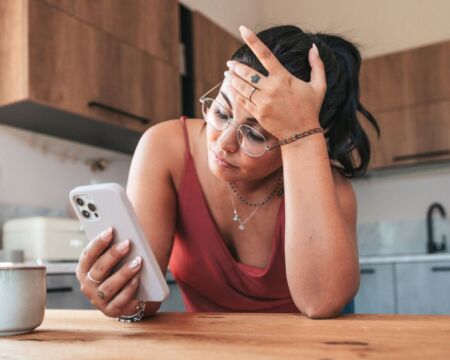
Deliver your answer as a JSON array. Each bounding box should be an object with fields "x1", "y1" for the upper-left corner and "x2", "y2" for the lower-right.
[
  {"x1": 2, "y1": 310, "x2": 450, "y2": 359},
  {"x1": 360, "y1": 253, "x2": 450, "y2": 264}
]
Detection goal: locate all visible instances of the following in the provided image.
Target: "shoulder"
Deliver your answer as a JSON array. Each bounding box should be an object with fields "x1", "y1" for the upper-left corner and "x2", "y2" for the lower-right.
[
  {"x1": 331, "y1": 167, "x2": 357, "y2": 230},
  {"x1": 135, "y1": 118, "x2": 205, "y2": 184}
]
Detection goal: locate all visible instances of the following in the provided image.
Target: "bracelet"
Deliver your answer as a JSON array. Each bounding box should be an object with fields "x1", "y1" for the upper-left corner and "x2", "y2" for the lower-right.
[
  {"x1": 278, "y1": 127, "x2": 324, "y2": 146},
  {"x1": 118, "y1": 301, "x2": 146, "y2": 323}
]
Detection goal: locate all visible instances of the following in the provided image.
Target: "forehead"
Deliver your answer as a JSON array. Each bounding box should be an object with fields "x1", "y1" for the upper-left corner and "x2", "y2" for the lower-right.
[{"x1": 216, "y1": 82, "x2": 253, "y2": 118}]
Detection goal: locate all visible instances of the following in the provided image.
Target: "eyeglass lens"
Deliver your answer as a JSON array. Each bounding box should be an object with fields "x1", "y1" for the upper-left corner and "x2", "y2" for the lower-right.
[{"x1": 202, "y1": 98, "x2": 267, "y2": 156}]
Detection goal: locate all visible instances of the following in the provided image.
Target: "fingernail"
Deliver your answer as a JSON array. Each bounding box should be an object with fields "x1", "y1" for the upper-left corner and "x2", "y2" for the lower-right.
[
  {"x1": 312, "y1": 43, "x2": 319, "y2": 56},
  {"x1": 101, "y1": 227, "x2": 113, "y2": 241},
  {"x1": 226, "y1": 61, "x2": 233, "y2": 69},
  {"x1": 224, "y1": 70, "x2": 230, "y2": 77},
  {"x1": 239, "y1": 25, "x2": 252, "y2": 37},
  {"x1": 116, "y1": 239, "x2": 130, "y2": 253},
  {"x1": 129, "y1": 256, "x2": 142, "y2": 269}
]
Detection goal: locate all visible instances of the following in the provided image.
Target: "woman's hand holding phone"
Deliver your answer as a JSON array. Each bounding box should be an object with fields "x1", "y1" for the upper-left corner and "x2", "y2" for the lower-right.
[{"x1": 75, "y1": 227, "x2": 143, "y2": 318}]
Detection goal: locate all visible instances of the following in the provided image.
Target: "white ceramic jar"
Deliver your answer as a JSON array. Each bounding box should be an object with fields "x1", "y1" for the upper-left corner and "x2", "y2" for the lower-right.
[{"x1": 0, "y1": 263, "x2": 46, "y2": 336}]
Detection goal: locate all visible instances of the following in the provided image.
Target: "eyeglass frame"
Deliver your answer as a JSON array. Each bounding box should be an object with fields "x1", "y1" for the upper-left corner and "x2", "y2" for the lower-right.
[{"x1": 198, "y1": 81, "x2": 281, "y2": 158}]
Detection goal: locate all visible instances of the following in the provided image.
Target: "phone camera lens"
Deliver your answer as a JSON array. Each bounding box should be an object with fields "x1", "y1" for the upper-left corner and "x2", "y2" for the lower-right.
[
  {"x1": 82, "y1": 210, "x2": 91, "y2": 218},
  {"x1": 87, "y1": 203, "x2": 96, "y2": 211},
  {"x1": 76, "y1": 198, "x2": 84, "y2": 206}
]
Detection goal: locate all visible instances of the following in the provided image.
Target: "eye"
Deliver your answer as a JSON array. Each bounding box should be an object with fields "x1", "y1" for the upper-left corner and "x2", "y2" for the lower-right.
[
  {"x1": 241, "y1": 126, "x2": 265, "y2": 143},
  {"x1": 214, "y1": 108, "x2": 229, "y2": 121}
]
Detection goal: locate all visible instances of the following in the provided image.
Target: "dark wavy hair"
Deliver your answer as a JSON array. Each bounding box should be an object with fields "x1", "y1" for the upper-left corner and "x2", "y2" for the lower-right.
[{"x1": 231, "y1": 25, "x2": 380, "y2": 178}]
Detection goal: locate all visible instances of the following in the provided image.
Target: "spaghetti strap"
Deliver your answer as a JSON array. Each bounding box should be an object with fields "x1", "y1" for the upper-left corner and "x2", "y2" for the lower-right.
[{"x1": 179, "y1": 115, "x2": 192, "y2": 160}]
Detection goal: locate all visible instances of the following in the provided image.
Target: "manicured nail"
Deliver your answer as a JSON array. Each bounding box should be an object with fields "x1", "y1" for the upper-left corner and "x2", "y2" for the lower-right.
[
  {"x1": 116, "y1": 239, "x2": 130, "y2": 253},
  {"x1": 226, "y1": 61, "x2": 233, "y2": 69},
  {"x1": 129, "y1": 256, "x2": 142, "y2": 269},
  {"x1": 224, "y1": 70, "x2": 230, "y2": 77},
  {"x1": 100, "y1": 227, "x2": 113, "y2": 241},
  {"x1": 312, "y1": 43, "x2": 319, "y2": 56},
  {"x1": 239, "y1": 25, "x2": 252, "y2": 38}
]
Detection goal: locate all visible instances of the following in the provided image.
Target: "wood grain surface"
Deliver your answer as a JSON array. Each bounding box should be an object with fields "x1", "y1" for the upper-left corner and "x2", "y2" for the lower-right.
[{"x1": 1, "y1": 310, "x2": 450, "y2": 359}]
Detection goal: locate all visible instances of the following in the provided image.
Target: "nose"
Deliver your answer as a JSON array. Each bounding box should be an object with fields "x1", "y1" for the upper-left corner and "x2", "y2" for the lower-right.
[{"x1": 216, "y1": 124, "x2": 239, "y2": 153}]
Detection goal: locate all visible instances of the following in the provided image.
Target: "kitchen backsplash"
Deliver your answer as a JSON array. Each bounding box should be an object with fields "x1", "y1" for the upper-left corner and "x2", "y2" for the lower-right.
[
  {"x1": 357, "y1": 218, "x2": 450, "y2": 256},
  {"x1": 1, "y1": 201, "x2": 449, "y2": 258}
]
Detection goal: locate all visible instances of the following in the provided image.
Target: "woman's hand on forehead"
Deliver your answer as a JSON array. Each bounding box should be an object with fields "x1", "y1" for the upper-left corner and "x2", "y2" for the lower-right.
[{"x1": 223, "y1": 25, "x2": 327, "y2": 140}]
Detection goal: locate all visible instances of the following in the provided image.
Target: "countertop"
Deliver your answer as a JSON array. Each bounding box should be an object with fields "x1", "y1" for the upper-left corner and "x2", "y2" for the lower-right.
[
  {"x1": 2, "y1": 310, "x2": 450, "y2": 359},
  {"x1": 359, "y1": 252, "x2": 450, "y2": 264}
]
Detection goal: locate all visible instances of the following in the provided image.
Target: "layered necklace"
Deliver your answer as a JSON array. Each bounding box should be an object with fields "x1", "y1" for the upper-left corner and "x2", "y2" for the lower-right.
[{"x1": 227, "y1": 170, "x2": 284, "y2": 231}]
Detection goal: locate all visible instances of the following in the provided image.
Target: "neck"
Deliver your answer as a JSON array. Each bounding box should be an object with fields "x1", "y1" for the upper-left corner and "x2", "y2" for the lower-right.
[{"x1": 231, "y1": 168, "x2": 282, "y2": 197}]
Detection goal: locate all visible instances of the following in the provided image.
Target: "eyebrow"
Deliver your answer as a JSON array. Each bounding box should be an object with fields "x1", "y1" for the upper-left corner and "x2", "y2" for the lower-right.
[{"x1": 219, "y1": 91, "x2": 258, "y2": 123}]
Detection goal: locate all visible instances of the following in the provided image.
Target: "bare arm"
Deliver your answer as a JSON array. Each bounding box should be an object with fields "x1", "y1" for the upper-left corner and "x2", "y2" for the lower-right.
[
  {"x1": 282, "y1": 132, "x2": 360, "y2": 319},
  {"x1": 126, "y1": 120, "x2": 181, "y2": 317}
]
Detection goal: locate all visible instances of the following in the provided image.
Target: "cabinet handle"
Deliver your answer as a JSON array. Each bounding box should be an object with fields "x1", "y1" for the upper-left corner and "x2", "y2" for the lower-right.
[
  {"x1": 432, "y1": 266, "x2": 450, "y2": 272},
  {"x1": 360, "y1": 268, "x2": 376, "y2": 274},
  {"x1": 47, "y1": 287, "x2": 73, "y2": 293},
  {"x1": 88, "y1": 101, "x2": 151, "y2": 125},
  {"x1": 393, "y1": 149, "x2": 450, "y2": 162}
]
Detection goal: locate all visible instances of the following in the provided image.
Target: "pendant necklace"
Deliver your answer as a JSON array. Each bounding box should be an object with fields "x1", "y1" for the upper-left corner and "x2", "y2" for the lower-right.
[{"x1": 227, "y1": 171, "x2": 283, "y2": 231}]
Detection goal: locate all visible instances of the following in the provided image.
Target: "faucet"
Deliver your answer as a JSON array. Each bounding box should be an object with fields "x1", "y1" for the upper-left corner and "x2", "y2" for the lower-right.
[{"x1": 426, "y1": 202, "x2": 447, "y2": 253}]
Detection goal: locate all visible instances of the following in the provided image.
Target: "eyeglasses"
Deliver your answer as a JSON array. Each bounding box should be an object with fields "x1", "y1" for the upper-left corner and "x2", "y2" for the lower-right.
[{"x1": 199, "y1": 82, "x2": 280, "y2": 157}]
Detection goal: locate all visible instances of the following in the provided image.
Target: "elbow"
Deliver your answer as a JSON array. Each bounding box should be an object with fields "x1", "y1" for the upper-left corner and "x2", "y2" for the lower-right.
[
  {"x1": 293, "y1": 296, "x2": 353, "y2": 320},
  {"x1": 302, "y1": 303, "x2": 344, "y2": 319}
]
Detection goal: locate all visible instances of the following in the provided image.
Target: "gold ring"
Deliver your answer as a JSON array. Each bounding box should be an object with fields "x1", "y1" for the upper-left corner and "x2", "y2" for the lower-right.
[
  {"x1": 249, "y1": 87, "x2": 257, "y2": 102},
  {"x1": 87, "y1": 271, "x2": 102, "y2": 284}
]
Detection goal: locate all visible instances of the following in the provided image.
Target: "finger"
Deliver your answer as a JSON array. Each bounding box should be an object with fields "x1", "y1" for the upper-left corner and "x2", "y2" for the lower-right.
[
  {"x1": 224, "y1": 79, "x2": 258, "y2": 116},
  {"x1": 76, "y1": 227, "x2": 114, "y2": 276},
  {"x1": 104, "y1": 276, "x2": 141, "y2": 317},
  {"x1": 87, "y1": 239, "x2": 131, "y2": 284},
  {"x1": 226, "y1": 60, "x2": 267, "y2": 88},
  {"x1": 96, "y1": 256, "x2": 142, "y2": 303},
  {"x1": 308, "y1": 43, "x2": 327, "y2": 91},
  {"x1": 224, "y1": 70, "x2": 260, "y2": 105},
  {"x1": 239, "y1": 25, "x2": 285, "y2": 75}
]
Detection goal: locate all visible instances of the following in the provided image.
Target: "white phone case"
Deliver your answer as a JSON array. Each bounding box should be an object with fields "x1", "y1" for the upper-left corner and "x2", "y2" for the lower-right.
[{"x1": 69, "y1": 182, "x2": 169, "y2": 302}]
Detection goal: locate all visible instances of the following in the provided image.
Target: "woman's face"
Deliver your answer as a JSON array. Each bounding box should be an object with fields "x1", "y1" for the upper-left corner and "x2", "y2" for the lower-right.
[{"x1": 205, "y1": 80, "x2": 282, "y2": 183}]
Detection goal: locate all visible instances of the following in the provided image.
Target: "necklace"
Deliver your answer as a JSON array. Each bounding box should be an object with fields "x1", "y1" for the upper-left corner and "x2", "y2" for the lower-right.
[
  {"x1": 227, "y1": 170, "x2": 283, "y2": 231},
  {"x1": 229, "y1": 170, "x2": 284, "y2": 207}
]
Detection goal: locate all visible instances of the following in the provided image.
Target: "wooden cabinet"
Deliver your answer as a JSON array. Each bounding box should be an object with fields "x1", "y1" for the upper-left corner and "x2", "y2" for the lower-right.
[
  {"x1": 42, "y1": 0, "x2": 179, "y2": 67},
  {"x1": 0, "y1": 0, "x2": 180, "y2": 153},
  {"x1": 191, "y1": 11, "x2": 242, "y2": 117},
  {"x1": 396, "y1": 262, "x2": 450, "y2": 314},
  {"x1": 355, "y1": 264, "x2": 397, "y2": 314},
  {"x1": 359, "y1": 41, "x2": 450, "y2": 170}
]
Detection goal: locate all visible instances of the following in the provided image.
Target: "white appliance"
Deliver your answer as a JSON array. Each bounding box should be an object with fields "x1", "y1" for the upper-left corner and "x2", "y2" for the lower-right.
[{"x1": 2, "y1": 217, "x2": 89, "y2": 262}]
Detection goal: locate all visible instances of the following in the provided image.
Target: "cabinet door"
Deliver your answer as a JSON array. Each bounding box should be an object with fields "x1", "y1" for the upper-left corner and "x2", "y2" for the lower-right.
[
  {"x1": 29, "y1": 0, "x2": 180, "y2": 132},
  {"x1": 354, "y1": 264, "x2": 396, "y2": 313},
  {"x1": 43, "y1": 0, "x2": 179, "y2": 67},
  {"x1": 191, "y1": 11, "x2": 242, "y2": 118},
  {"x1": 396, "y1": 262, "x2": 450, "y2": 314},
  {"x1": 363, "y1": 100, "x2": 450, "y2": 170},
  {"x1": 47, "y1": 274, "x2": 93, "y2": 309},
  {"x1": 360, "y1": 41, "x2": 450, "y2": 113}
]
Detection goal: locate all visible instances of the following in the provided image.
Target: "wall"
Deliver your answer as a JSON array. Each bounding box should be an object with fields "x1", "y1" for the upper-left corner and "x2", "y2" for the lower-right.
[{"x1": 261, "y1": 0, "x2": 450, "y2": 59}]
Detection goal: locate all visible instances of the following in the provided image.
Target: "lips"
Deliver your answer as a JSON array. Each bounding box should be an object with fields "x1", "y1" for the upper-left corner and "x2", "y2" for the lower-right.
[{"x1": 214, "y1": 152, "x2": 238, "y2": 168}]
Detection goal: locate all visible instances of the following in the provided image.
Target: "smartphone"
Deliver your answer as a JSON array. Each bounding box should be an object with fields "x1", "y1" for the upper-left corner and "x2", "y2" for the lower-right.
[{"x1": 69, "y1": 182, "x2": 169, "y2": 302}]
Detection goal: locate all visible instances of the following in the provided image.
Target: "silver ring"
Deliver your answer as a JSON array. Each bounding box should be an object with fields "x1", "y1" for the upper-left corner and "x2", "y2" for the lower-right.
[
  {"x1": 87, "y1": 271, "x2": 102, "y2": 284},
  {"x1": 249, "y1": 87, "x2": 257, "y2": 102}
]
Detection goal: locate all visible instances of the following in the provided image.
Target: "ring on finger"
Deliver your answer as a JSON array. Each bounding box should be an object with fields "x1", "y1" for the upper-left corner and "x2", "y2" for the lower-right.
[
  {"x1": 250, "y1": 74, "x2": 261, "y2": 84},
  {"x1": 248, "y1": 87, "x2": 257, "y2": 102},
  {"x1": 87, "y1": 270, "x2": 102, "y2": 285}
]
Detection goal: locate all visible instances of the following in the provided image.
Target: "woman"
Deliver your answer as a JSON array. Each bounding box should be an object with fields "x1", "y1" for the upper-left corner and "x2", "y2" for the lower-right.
[{"x1": 76, "y1": 25, "x2": 380, "y2": 320}]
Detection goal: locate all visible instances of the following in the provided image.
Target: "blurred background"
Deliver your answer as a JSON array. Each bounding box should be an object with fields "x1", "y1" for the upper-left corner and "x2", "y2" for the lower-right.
[{"x1": 0, "y1": 0, "x2": 449, "y2": 314}]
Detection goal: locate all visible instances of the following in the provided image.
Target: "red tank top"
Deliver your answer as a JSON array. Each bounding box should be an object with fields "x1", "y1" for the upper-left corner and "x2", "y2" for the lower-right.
[{"x1": 168, "y1": 116, "x2": 299, "y2": 312}]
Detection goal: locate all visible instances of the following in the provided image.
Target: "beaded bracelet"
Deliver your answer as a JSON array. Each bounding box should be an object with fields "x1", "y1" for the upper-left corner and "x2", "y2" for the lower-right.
[{"x1": 278, "y1": 127, "x2": 324, "y2": 146}]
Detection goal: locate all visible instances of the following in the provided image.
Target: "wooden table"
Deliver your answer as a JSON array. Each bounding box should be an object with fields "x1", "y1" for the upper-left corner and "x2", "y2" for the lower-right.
[{"x1": 2, "y1": 310, "x2": 450, "y2": 359}]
